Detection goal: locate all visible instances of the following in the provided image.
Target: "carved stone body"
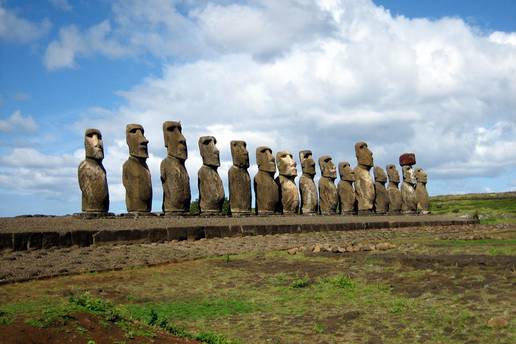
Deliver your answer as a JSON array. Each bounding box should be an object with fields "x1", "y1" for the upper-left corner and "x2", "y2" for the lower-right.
[
  {"x1": 229, "y1": 140, "x2": 251, "y2": 215},
  {"x1": 338, "y1": 162, "x2": 355, "y2": 215},
  {"x1": 373, "y1": 166, "x2": 389, "y2": 214},
  {"x1": 298, "y1": 150, "x2": 317, "y2": 215},
  {"x1": 123, "y1": 124, "x2": 152, "y2": 213},
  {"x1": 354, "y1": 142, "x2": 375, "y2": 214},
  {"x1": 401, "y1": 165, "x2": 417, "y2": 214},
  {"x1": 386, "y1": 164, "x2": 402, "y2": 214},
  {"x1": 415, "y1": 167, "x2": 430, "y2": 214},
  {"x1": 198, "y1": 136, "x2": 224, "y2": 214},
  {"x1": 318, "y1": 155, "x2": 338, "y2": 215},
  {"x1": 78, "y1": 128, "x2": 109, "y2": 213},
  {"x1": 275, "y1": 151, "x2": 299, "y2": 214},
  {"x1": 254, "y1": 146, "x2": 280, "y2": 215},
  {"x1": 161, "y1": 121, "x2": 190, "y2": 214}
]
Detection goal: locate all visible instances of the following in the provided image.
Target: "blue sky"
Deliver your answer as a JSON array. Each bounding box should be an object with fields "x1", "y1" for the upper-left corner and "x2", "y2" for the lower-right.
[{"x1": 0, "y1": 0, "x2": 515, "y2": 216}]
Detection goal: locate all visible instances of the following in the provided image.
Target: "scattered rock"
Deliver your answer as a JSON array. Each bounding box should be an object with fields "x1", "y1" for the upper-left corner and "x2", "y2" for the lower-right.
[
  {"x1": 487, "y1": 317, "x2": 509, "y2": 329},
  {"x1": 287, "y1": 248, "x2": 298, "y2": 255},
  {"x1": 375, "y1": 242, "x2": 396, "y2": 251},
  {"x1": 313, "y1": 244, "x2": 321, "y2": 253}
]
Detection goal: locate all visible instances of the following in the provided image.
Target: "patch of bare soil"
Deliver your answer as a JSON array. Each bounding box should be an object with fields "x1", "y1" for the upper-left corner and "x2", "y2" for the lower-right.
[{"x1": 0, "y1": 312, "x2": 198, "y2": 344}]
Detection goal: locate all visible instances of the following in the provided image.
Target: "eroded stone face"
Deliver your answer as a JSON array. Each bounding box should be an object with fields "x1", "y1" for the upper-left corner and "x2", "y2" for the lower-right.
[
  {"x1": 373, "y1": 166, "x2": 389, "y2": 214},
  {"x1": 199, "y1": 136, "x2": 220, "y2": 167},
  {"x1": 374, "y1": 166, "x2": 387, "y2": 183},
  {"x1": 415, "y1": 167, "x2": 430, "y2": 214},
  {"x1": 276, "y1": 151, "x2": 297, "y2": 177},
  {"x1": 386, "y1": 164, "x2": 400, "y2": 183},
  {"x1": 386, "y1": 164, "x2": 402, "y2": 213},
  {"x1": 231, "y1": 141, "x2": 249, "y2": 168},
  {"x1": 402, "y1": 165, "x2": 416, "y2": 186},
  {"x1": 85, "y1": 128, "x2": 104, "y2": 161},
  {"x1": 415, "y1": 167, "x2": 427, "y2": 183},
  {"x1": 319, "y1": 155, "x2": 337, "y2": 179},
  {"x1": 401, "y1": 165, "x2": 417, "y2": 213},
  {"x1": 163, "y1": 121, "x2": 187, "y2": 160},
  {"x1": 256, "y1": 146, "x2": 276, "y2": 173},
  {"x1": 79, "y1": 128, "x2": 109, "y2": 213},
  {"x1": 355, "y1": 141, "x2": 373, "y2": 167},
  {"x1": 126, "y1": 124, "x2": 149, "y2": 159},
  {"x1": 299, "y1": 150, "x2": 316, "y2": 177},
  {"x1": 339, "y1": 162, "x2": 355, "y2": 182}
]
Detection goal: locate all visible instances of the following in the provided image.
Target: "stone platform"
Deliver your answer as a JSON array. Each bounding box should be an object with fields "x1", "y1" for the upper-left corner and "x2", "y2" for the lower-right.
[{"x1": 0, "y1": 214, "x2": 478, "y2": 251}]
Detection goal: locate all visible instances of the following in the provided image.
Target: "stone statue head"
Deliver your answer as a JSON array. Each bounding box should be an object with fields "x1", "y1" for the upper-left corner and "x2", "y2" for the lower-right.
[
  {"x1": 386, "y1": 164, "x2": 400, "y2": 183},
  {"x1": 276, "y1": 151, "x2": 297, "y2": 177},
  {"x1": 354, "y1": 141, "x2": 373, "y2": 167},
  {"x1": 126, "y1": 124, "x2": 148, "y2": 159},
  {"x1": 231, "y1": 140, "x2": 249, "y2": 168},
  {"x1": 198, "y1": 136, "x2": 220, "y2": 167},
  {"x1": 415, "y1": 167, "x2": 427, "y2": 183},
  {"x1": 84, "y1": 128, "x2": 104, "y2": 161},
  {"x1": 319, "y1": 155, "x2": 337, "y2": 179},
  {"x1": 163, "y1": 121, "x2": 187, "y2": 160},
  {"x1": 256, "y1": 146, "x2": 276, "y2": 173},
  {"x1": 338, "y1": 161, "x2": 355, "y2": 182},
  {"x1": 299, "y1": 150, "x2": 316, "y2": 177},
  {"x1": 402, "y1": 165, "x2": 416, "y2": 185},
  {"x1": 374, "y1": 166, "x2": 387, "y2": 183}
]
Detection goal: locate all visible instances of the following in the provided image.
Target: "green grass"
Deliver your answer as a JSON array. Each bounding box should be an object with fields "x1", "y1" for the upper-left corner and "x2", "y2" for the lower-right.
[{"x1": 430, "y1": 196, "x2": 516, "y2": 224}]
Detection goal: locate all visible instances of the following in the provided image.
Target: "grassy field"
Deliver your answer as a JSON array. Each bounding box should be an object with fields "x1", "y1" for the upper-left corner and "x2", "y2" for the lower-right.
[
  {"x1": 0, "y1": 193, "x2": 515, "y2": 343},
  {"x1": 430, "y1": 192, "x2": 516, "y2": 224}
]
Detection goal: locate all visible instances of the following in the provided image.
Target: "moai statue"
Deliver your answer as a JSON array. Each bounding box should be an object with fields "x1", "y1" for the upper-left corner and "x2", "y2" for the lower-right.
[
  {"x1": 298, "y1": 150, "x2": 318, "y2": 215},
  {"x1": 198, "y1": 136, "x2": 224, "y2": 214},
  {"x1": 386, "y1": 164, "x2": 402, "y2": 214},
  {"x1": 373, "y1": 166, "x2": 389, "y2": 214},
  {"x1": 318, "y1": 155, "x2": 338, "y2": 215},
  {"x1": 161, "y1": 121, "x2": 191, "y2": 215},
  {"x1": 123, "y1": 124, "x2": 152, "y2": 213},
  {"x1": 254, "y1": 146, "x2": 280, "y2": 215},
  {"x1": 78, "y1": 128, "x2": 109, "y2": 214},
  {"x1": 353, "y1": 141, "x2": 375, "y2": 215},
  {"x1": 228, "y1": 140, "x2": 251, "y2": 216},
  {"x1": 338, "y1": 162, "x2": 355, "y2": 215},
  {"x1": 400, "y1": 153, "x2": 417, "y2": 214},
  {"x1": 275, "y1": 151, "x2": 299, "y2": 215},
  {"x1": 415, "y1": 167, "x2": 430, "y2": 214}
]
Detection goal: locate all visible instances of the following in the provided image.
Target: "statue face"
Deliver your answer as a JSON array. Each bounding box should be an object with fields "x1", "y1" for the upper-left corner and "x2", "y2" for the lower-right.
[
  {"x1": 374, "y1": 166, "x2": 387, "y2": 183},
  {"x1": 199, "y1": 136, "x2": 220, "y2": 167},
  {"x1": 256, "y1": 146, "x2": 276, "y2": 173},
  {"x1": 386, "y1": 164, "x2": 400, "y2": 183},
  {"x1": 402, "y1": 166, "x2": 416, "y2": 185},
  {"x1": 126, "y1": 124, "x2": 148, "y2": 159},
  {"x1": 163, "y1": 121, "x2": 187, "y2": 160},
  {"x1": 319, "y1": 155, "x2": 337, "y2": 179},
  {"x1": 276, "y1": 151, "x2": 297, "y2": 177},
  {"x1": 415, "y1": 167, "x2": 427, "y2": 183},
  {"x1": 338, "y1": 161, "x2": 355, "y2": 181},
  {"x1": 355, "y1": 141, "x2": 373, "y2": 167},
  {"x1": 84, "y1": 128, "x2": 104, "y2": 161},
  {"x1": 231, "y1": 140, "x2": 249, "y2": 168},
  {"x1": 299, "y1": 150, "x2": 316, "y2": 177}
]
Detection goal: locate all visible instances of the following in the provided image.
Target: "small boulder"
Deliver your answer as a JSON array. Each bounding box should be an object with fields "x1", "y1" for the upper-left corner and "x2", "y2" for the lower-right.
[{"x1": 487, "y1": 317, "x2": 509, "y2": 329}]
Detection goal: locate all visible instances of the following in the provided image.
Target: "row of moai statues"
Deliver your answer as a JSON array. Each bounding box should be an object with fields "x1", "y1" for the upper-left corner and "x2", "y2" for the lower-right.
[{"x1": 78, "y1": 122, "x2": 430, "y2": 216}]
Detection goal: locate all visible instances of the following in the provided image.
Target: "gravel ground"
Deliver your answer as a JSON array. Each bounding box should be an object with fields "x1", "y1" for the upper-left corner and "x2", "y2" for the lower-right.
[{"x1": 1, "y1": 223, "x2": 512, "y2": 284}]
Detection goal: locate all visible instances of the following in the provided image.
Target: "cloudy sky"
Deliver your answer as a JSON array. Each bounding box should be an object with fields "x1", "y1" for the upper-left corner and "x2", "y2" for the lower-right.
[{"x1": 0, "y1": 0, "x2": 515, "y2": 216}]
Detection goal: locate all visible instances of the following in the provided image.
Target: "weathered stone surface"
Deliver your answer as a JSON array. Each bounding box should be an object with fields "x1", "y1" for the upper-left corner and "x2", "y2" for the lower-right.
[
  {"x1": 401, "y1": 165, "x2": 417, "y2": 214},
  {"x1": 78, "y1": 128, "x2": 109, "y2": 214},
  {"x1": 399, "y1": 153, "x2": 416, "y2": 166},
  {"x1": 254, "y1": 146, "x2": 280, "y2": 215},
  {"x1": 298, "y1": 150, "x2": 318, "y2": 215},
  {"x1": 415, "y1": 167, "x2": 430, "y2": 214},
  {"x1": 229, "y1": 140, "x2": 251, "y2": 215},
  {"x1": 161, "y1": 121, "x2": 191, "y2": 214},
  {"x1": 373, "y1": 166, "x2": 389, "y2": 214},
  {"x1": 275, "y1": 151, "x2": 299, "y2": 214},
  {"x1": 354, "y1": 142, "x2": 375, "y2": 214},
  {"x1": 198, "y1": 136, "x2": 224, "y2": 214},
  {"x1": 338, "y1": 162, "x2": 355, "y2": 215},
  {"x1": 123, "y1": 124, "x2": 152, "y2": 213},
  {"x1": 386, "y1": 164, "x2": 402, "y2": 214},
  {"x1": 318, "y1": 155, "x2": 338, "y2": 215}
]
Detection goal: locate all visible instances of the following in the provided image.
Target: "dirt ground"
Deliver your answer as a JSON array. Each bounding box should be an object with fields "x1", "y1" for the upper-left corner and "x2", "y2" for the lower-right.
[{"x1": 0, "y1": 223, "x2": 512, "y2": 284}]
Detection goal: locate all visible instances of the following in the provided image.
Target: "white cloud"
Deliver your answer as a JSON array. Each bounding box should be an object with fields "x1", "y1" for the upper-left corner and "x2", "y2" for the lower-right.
[
  {"x1": 0, "y1": 110, "x2": 37, "y2": 132},
  {"x1": 489, "y1": 31, "x2": 516, "y2": 46},
  {"x1": 49, "y1": 0, "x2": 72, "y2": 12},
  {"x1": 0, "y1": 4, "x2": 51, "y2": 43}
]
